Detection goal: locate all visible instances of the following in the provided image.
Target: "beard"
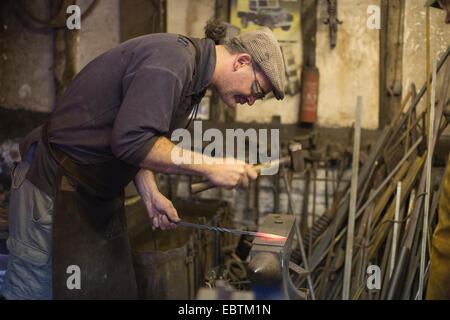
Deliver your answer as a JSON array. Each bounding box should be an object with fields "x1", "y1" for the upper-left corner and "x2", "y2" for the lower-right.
[
  {"x1": 215, "y1": 86, "x2": 238, "y2": 108},
  {"x1": 222, "y1": 94, "x2": 238, "y2": 108},
  {"x1": 213, "y1": 75, "x2": 250, "y2": 108}
]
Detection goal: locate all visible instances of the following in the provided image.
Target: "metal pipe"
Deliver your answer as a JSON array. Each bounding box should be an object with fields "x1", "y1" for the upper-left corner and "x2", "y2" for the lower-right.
[
  {"x1": 174, "y1": 220, "x2": 287, "y2": 241},
  {"x1": 418, "y1": 55, "x2": 437, "y2": 299},
  {"x1": 310, "y1": 126, "x2": 391, "y2": 271},
  {"x1": 355, "y1": 136, "x2": 423, "y2": 221},
  {"x1": 281, "y1": 166, "x2": 316, "y2": 300},
  {"x1": 385, "y1": 46, "x2": 449, "y2": 149},
  {"x1": 389, "y1": 181, "x2": 402, "y2": 280},
  {"x1": 386, "y1": 69, "x2": 450, "y2": 297},
  {"x1": 319, "y1": 136, "x2": 423, "y2": 276},
  {"x1": 342, "y1": 96, "x2": 362, "y2": 300}
]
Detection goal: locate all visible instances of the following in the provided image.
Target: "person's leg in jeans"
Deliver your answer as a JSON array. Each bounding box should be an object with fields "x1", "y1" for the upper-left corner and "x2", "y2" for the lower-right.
[{"x1": 1, "y1": 160, "x2": 53, "y2": 300}]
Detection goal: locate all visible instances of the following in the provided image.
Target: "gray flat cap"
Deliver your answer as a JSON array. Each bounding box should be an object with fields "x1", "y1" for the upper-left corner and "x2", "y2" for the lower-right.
[{"x1": 236, "y1": 27, "x2": 286, "y2": 100}]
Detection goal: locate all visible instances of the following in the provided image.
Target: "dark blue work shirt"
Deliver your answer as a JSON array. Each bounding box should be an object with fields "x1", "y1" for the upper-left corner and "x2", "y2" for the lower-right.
[{"x1": 21, "y1": 33, "x2": 216, "y2": 195}]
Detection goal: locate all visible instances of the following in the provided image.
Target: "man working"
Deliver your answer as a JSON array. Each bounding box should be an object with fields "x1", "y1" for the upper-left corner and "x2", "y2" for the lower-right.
[{"x1": 1, "y1": 26, "x2": 286, "y2": 299}]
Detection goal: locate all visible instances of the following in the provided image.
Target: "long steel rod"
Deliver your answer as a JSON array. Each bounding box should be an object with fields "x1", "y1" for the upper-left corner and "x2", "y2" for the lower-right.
[
  {"x1": 387, "y1": 164, "x2": 427, "y2": 299},
  {"x1": 418, "y1": 56, "x2": 437, "y2": 299},
  {"x1": 281, "y1": 166, "x2": 316, "y2": 300},
  {"x1": 389, "y1": 181, "x2": 402, "y2": 280},
  {"x1": 321, "y1": 136, "x2": 423, "y2": 272},
  {"x1": 385, "y1": 46, "x2": 449, "y2": 149},
  {"x1": 343, "y1": 97, "x2": 362, "y2": 300},
  {"x1": 354, "y1": 136, "x2": 423, "y2": 220},
  {"x1": 310, "y1": 126, "x2": 391, "y2": 271},
  {"x1": 175, "y1": 221, "x2": 286, "y2": 240}
]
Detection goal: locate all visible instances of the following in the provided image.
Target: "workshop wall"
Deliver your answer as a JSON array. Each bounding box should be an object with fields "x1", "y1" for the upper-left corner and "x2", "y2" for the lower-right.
[
  {"x1": 216, "y1": 1, "x2": 381, "y2": 129},
  {"x1": 165, "y1": 0, "x2": 448, "y2": 130},
  {"x1": 167, "y1": 0, "x2": 215, "y2": 37},
  {"x1": 401, "y1": 0, "x2": 450, "y2": 115},
  {"x1": 0, "y1": 1, "x2": 55, "y2": 112},
  {"x1": 0, "y1": 0, "x2": 120, "y2": 113},
  {"x1": 1, "y1": 0, "x2": 447, "y2": 124},
  {"x1": 76, "y1": 0, "x2": 120, "y2": 72},
  {"x1": 315, "y1": 0, "x2": 380, "y2": 129}
]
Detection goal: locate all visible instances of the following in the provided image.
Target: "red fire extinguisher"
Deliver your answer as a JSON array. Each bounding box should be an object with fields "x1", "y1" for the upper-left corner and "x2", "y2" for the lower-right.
[{"x1": 300, "y1": 66, "x2": 319, "y2": 124}]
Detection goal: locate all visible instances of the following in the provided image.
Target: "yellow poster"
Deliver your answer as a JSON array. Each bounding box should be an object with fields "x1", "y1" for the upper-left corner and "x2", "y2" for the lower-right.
[{"x1": 230, "y1": 0, "x2": 301, "y2": 43}]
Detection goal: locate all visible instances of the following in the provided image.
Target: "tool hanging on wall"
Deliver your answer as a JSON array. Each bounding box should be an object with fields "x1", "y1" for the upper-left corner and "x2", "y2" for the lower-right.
[
  {"x1": 323, "y1": 0, "x2": 343, "y2": 49},
  {"x1": 300, "y1": 0, "x2": 320, "y2": 125}
]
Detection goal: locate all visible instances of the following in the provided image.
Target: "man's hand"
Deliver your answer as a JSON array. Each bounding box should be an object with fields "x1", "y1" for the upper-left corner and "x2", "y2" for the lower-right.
[
  {"x1": 138, "y1": 137, "x2": 258, "y2": 189},
  {"x1": 145, "y1": 190, "x2": 179, "y2": 230},
  {"x1": 134, "y1": 169, "x2": 180, "y2": 230},
  {"x1": 204, "y1": 158, "x2": 258, "y2": 189}
]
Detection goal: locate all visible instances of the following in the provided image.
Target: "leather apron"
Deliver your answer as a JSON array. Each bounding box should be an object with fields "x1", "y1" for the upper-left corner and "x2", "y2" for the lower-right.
[{"x1": 44, "y1": 36, "x2": 203, "y2": 299}]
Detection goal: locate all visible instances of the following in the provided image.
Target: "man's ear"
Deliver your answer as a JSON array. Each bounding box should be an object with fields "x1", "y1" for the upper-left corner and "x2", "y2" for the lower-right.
[{"x1": 233, "y1": 53, "x2": 252, "y2": 71}]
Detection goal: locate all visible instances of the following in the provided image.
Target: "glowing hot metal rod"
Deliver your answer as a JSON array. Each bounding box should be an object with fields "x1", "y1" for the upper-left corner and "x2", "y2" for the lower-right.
[{"x1": 173, "y1": 220, "x2": 287, "y2": 241}]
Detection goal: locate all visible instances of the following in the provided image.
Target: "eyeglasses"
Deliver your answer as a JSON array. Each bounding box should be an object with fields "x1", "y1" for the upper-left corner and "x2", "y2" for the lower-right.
[{"x1": 251, "y1": 63, "x2": 267, "y2": 100}]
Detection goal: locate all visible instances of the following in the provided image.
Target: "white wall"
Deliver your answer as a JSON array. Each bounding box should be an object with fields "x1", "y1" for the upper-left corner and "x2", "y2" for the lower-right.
[
  {"x1": 233, "y1": 0, "x2": 303, "y2": 124},
  {"x1": 167, "y1": 0, "x2": 216, "y2": 37},
  {"x1": 401, "y1": 0, "x2": 450, "y2": 115},
  {"x1": 0, "y1": 0, "x2": 121, "y2": 112},
  {"x1": 3, "y1": 0, "x2": 447, "y2": 128},
  {"x1": 0, "y1": 1, "x2": 55, "y2": 112},
  {"x1": 315, "y1": 0, "x2": 380, "y2": 129},
  {"x1": 199, "y1": 0, "x2": 381, "y2": 128},
  {"x1": 76, "y1": 0, "x2": 121, "y2": 72}
]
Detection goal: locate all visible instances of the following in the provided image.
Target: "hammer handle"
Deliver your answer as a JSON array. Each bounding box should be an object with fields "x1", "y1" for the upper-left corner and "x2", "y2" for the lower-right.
[{"x1": 191, "y1": 157, "x2": 290, "y2": 194}]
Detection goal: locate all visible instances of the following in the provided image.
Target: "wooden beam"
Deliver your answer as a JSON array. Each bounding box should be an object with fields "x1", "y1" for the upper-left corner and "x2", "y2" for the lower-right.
[{"x1": 379, "y1": 0, "x2": 406, "y2": 128}]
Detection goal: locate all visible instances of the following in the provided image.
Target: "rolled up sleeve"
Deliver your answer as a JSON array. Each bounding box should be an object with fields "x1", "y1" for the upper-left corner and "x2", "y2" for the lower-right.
[{"x1": 111, "y1": 65, "x2": 182, "y2": 166}]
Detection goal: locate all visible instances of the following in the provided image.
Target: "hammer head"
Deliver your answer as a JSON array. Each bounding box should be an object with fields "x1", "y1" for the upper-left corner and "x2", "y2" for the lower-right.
[{"x1": 288, "y1": 142, "x2": 306, "y2": 172}]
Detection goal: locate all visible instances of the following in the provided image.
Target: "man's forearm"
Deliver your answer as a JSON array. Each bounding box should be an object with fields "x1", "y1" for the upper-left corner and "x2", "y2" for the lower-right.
[
  {"x1": 134, "y1": 168, "x2": 158, "y2": 191},
  {"x1": 138, "y1": 136, "x2": 212, "y2": 177}
]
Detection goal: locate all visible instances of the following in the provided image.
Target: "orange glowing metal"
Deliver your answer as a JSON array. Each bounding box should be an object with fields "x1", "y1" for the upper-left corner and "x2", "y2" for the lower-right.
[
  {"x1": 173, "y1": 220, "x2": 286, "y2": 241},
  {"x1": 255, "y1": 232, "x2": 287, "y2": 241}
]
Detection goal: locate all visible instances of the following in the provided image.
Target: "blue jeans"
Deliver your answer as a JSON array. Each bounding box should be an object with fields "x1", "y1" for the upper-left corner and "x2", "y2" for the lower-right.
[{"x1": 1, "y1": 161, "x2": 53, "y2": 300}]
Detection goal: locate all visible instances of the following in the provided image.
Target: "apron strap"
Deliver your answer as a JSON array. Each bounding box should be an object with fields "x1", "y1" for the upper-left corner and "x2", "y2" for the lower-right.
[
  {"x1": 178, "y1": 35, "x2": 206, "y2": 129},
  {"x1": 42, "y1": 122, "x2": 139, "y2": 199}
]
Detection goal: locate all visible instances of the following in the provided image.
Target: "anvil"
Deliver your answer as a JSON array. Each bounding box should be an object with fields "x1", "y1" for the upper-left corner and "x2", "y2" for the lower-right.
[{"x1": 248, "y1": 214, "x2": 308, "y2": 300}]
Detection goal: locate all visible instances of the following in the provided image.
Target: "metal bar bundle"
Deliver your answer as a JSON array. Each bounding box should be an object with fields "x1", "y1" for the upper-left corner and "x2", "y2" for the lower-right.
[{"x1": 294, "y1": 47, "x2": 450, "y2": 300}]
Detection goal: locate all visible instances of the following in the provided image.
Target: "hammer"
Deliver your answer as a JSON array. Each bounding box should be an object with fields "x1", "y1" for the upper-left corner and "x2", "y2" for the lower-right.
[{"x1": 190, "y1": 142, "x2": 305, "y2": 194}]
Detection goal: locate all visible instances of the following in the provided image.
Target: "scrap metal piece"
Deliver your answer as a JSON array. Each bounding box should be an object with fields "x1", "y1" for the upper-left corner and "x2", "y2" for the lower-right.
[
  {"x1": 343, "y1": 96, "x2": 362, "y2": 300},
  {"x1": 235, "y1": 234, "x2": 255, "y2": 261},
  {"x1": 288, "y1": 142, "x2": 306, "y2": 172},
  {"x1": 418, "y1": 55, "x2": 438, "y2": 299},
  {"x1": 248, "y1": 214, "x2": 308, "y2": 300}
]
